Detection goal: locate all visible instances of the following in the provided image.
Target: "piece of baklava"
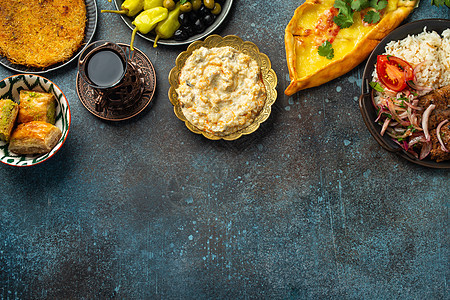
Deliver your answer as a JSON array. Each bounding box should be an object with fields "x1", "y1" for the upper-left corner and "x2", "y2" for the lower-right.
[
  {"x1": 18, "y1": 90, "x2": 56, "y2": 124},
  {"x1": 0, "y1": 99, "x2": 19, "y2": 142},
  {"x1": 9, "y1": 121, "x2": 62, "y2": 155}
]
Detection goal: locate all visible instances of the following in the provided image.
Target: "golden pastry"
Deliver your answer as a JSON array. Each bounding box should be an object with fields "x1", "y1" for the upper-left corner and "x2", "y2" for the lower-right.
[
  {"x1": 284, "y1": 0, "x2": 418, "y2": 96},
  {"x1": 0, "y1": 0, "x2": 86, "y2": 68},
  {"x1": 9, "y1": 121, "x2": 62, "y2": 155},
  {"x1": 18, "y1": 90, "x2": 56, "y2": 124},
  {"x1": 0, "y1": 99, "x2": 19, "y2": 142}
]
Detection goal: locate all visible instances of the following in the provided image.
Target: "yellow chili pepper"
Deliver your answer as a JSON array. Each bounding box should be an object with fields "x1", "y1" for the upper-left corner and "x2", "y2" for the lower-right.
[
  {"x1": 130, "y1": 7, "x2": 168, "y2": 50},
  {"x1": 153, "y1": 2, "x2": 181, "y2": 47},
  {"x1": 144, "y1": 0, "x2": 164, "y2": 10},
  {"x1": 101, "y1": 0, "x2": 144, "y2": 17}
]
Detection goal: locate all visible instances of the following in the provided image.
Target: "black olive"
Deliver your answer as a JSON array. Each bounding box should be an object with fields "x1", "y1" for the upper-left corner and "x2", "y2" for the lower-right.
[
  {"x1": 182, "y1": 25, "x2": 195, "y2": 37},
  {"x1": 178, "y1": 13, "x2": 190, "y2": 26},
  {"x1": 198, "y1": 5, "x2": 209, "y2": 17},
  {"x1": 203, "y1": 13, "x2": 215, "y2": 26},
  {"x1": 173, "y1": 29, "x2": 189, "y2": 41},
  {"x1": 188, "y1": 10, "x2": 199, "y2": 22},
  {"x1": 193, "y1": 18, "x2": 206, "y2": 34}
]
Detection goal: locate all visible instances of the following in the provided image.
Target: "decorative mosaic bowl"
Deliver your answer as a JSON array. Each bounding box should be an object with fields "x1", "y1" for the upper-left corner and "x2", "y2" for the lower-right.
[
  {"x1": 168, "y1": 35, "x2": 278, "y2": 141},
  {"x1": 0, "y1": 74, "x2": 71, "y2": 167}
]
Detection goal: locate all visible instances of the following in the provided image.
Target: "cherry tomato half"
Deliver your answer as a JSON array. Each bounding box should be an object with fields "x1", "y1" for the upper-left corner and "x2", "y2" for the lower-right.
[{"x1": 376, "y1": 55, "x2": 414, "y2": 92}]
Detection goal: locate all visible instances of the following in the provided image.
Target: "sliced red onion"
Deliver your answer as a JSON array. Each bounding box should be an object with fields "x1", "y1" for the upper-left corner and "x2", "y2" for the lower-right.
[
  {"x1": 413, "y1": 61, "x2": 427, "y2": 72},
  {"x1": 408, "y1": 61, "x2": 434, "y2": 93},
  {"x1": 381, "y1": 118, "x2": 390, "y2": 136},
  {"x1": 408, "y1": 134, "x2": 426, "y2": 148},
  {"x1": 436, "y1": 119, "x2": 449, "y2": 152},
  {"x1": 410, "y1": 113, "x2": 422, "y2": 131},
  {"x1": 419, "y1": 141, "x2": 432, "y2": 160},
  {"x1": 387, "y1": 98, "x2": 410, "y2": 126},
  {"x1": 392, "y1": 138, "x2": 407, "y2": 150},
  {"x1": 375, "y1": 107, "x2": 389, "y2": 122},
  {"x1": 403, "y1": 101, "x2": 422, "y2": 111},
  {"x1": 407, "y1": 80, "x2": 433, "y2": 93},
  {"x1": 422, "y1": 104, "x2": 436, "y2": 141}
]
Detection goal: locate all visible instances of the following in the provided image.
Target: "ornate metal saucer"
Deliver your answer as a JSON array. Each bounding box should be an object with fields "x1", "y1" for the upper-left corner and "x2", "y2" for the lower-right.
[
  {"x1": 76, "y1": 43, "x2": 156, "y2": 121},
  {"x1": 168, "y1": 35, "x2": 278, "y2": 141}
]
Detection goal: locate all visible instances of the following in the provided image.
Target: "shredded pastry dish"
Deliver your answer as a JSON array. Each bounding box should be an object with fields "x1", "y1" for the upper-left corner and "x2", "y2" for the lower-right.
[{"x1": 0, "y1": 0, "x2": 86, "y2": 68}]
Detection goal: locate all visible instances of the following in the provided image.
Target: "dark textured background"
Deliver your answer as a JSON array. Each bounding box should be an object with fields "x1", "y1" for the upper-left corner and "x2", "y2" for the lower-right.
[{"x1": 1, "y1": 1, "x2": 449, "y2": 299}]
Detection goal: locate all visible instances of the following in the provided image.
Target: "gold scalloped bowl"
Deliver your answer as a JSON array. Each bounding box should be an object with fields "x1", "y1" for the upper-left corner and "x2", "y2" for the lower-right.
[{"x1": 168, "y1": 35, "x2": 277, "y2": 141}]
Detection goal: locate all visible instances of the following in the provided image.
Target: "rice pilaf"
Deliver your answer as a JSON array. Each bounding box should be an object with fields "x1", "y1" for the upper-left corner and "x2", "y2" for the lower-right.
[{"x1": 373, "y1": 28, "x2": 450, "y2": 92}]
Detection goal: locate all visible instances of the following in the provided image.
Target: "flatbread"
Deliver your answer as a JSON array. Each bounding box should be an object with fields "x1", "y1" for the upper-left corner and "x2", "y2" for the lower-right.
[
  {"x1": 284, "y1": 0, "x2": 418, "y2": 96},
  {"x1": 0, "y1": 0, "x2": 86, "y2": 68}
]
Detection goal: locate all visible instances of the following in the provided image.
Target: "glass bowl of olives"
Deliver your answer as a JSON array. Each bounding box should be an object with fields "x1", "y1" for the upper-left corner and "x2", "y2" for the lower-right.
[{"x1": 112, "y1": 0, "x2": 233, "y2": 46}]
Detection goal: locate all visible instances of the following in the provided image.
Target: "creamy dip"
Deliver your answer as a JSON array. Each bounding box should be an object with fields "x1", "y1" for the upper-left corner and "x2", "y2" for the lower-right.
[{"x1": 176, "y1": 46, "x2": 266, "y2": 136}]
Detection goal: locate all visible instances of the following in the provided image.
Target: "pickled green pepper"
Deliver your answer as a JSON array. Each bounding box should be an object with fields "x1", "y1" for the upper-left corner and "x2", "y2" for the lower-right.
[
  {"x1": 144, "y1": 0, "x2": 164, "y2": 10},
  {"x1": 130, "y1": 7, "x2": 168, "y2": 50},
  {"x1": 101, "y1": 0, "x2": 144, "y2": 17},
  {"x1": 153, "y1": 3, "x2": 181, "y2": 47}
]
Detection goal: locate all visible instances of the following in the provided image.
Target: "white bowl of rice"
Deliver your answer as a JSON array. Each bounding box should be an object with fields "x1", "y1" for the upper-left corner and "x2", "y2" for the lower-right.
[{"x1": 360, "y1": 19, "x2": 450, "y2": 168}]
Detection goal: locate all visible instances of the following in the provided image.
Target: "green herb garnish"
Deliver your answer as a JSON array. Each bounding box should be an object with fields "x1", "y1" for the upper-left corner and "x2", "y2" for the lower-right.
[
  {"x1": 333, "y1": 0, "x2": 387, "y2": 28},
  {"x1": 333, "y1": 0, "x2": 354, "y2": 28},
  {"x1": 431, "y1": 0, "x2": 450, "y2": 8},
  {"x1": 318, "y1": 41, "x2": 335, "y2": 59},
  {"x1": 363, "y1": 10, "x2": 381, "y2": 23},
  {"x1": 369, "y1": 81, "x2": 385, "y2": 92},
  {"x1": 407, "y1": 125, "x2": 417, "y2": 133}
]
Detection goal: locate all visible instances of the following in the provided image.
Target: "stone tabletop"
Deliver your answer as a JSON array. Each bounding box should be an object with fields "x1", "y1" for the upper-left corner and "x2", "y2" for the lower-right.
[{"x1": 1, "y1": 1, "x2": 449, "y2": 298}]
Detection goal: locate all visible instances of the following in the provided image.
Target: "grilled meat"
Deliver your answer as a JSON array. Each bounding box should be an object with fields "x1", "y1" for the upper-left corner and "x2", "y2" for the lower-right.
[{"x1": 418, "y1": 84, "x2": 450, "y2": 162}]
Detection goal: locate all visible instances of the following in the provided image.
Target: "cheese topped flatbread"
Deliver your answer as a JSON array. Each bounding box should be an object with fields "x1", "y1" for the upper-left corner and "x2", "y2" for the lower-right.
[{"x1": 285, "y1": 0, "x2": 418, "y2": 96}]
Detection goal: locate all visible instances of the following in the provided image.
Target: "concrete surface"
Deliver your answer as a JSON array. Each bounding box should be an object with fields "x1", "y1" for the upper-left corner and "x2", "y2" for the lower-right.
[{"x1": 1, "y1": 1, "x2": 449, "y2": 299}]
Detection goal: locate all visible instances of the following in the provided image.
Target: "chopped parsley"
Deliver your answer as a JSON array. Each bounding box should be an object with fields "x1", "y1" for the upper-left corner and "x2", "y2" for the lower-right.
[
  {"x1": 324, "y1": 0, "x2": 387, "y2": 59},
  {"x1": 363, "y1": 10, "x2": 381, "y2": 24},
  {"x1": 333, "y1": 0, "x2": 388, "y2": 28},
  {"x1": 369, "y1": 81, "x2": 385, "y2": 92},
  {"x1": 407, "y1": 125, "x2": 417, "y2": 133},
  {"x1": 318, "y1": 41, "x2": 335, "y2": 59},
  {"x1": 333, "y1": 0, "x2": 354, "y2": 29}
]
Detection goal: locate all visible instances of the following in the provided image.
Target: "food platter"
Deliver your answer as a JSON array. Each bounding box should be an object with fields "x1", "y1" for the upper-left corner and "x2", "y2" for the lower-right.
[
  {"x1": 359, "y1": 19, "x2": 450, "y2": 169},
  {"x1": 113, "y1": 0, "x2": 233, "y2": 46},
  {"x1": 0, "y1": 74, "x2": 71, "y2": 167},
  {"x1": 168, "y1": 34, "x2": 277, "y2": 140},
  {"x1": 0, "y1": 0, "x2": 98, "y2": 74}
]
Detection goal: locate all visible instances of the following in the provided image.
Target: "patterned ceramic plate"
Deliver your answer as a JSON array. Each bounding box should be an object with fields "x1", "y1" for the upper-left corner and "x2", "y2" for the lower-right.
[
  {"x1": 0, "y1": 74, "x2": 71, "y2": 167},
  {"x1": 0, "y1": 0, "x2": 98, "y2": 74},
  {"x1": 168, "y1": 35, "x2": 277, "y2": 140},
  {"x1": 112, "y1": 0, "x2": 233, "y2": 46}
]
